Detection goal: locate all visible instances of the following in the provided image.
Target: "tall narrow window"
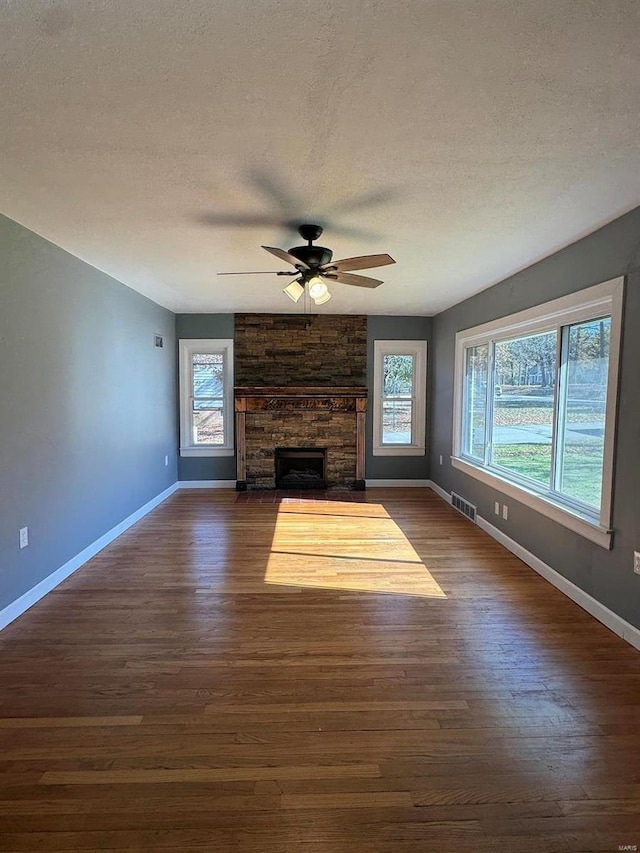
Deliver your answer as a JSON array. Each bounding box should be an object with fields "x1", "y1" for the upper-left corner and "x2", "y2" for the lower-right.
[
  {"x1": 462, "y1": 344, "x2": 488, "y2": 460},
  {"x1": 179, "y1": 339, "x2": 234, "y2": 457},
  {"x1": 382, "y1": 354, "x2": 414, "y2": 444},
  {"x1": 373, "y1": 341, "x2": 427, "y2": 456},
  {"x1": 555, "y1": 317, "x2": 611, "y2": 510},
  {"x1": 452, "y1": 277, "x2": 623, "y2": 548},
  {"x1": 192, "y1": 352, "x2": 224, "y2": 445},
  {"x1": 491, "y1": 329, "x2": 557, "y2": 488}
]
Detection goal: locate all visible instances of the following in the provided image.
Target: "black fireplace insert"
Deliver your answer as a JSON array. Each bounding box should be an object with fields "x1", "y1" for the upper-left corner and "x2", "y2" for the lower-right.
[{"x1": 275, "y1": 447, "x2": 326, "y2": 489}]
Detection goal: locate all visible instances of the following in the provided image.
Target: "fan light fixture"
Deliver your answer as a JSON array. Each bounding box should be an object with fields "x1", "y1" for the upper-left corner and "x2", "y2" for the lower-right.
[
  {"x1": 307, "y1": 276, "x2": 328, "y2": 299},
  {"x1": 312, "y1": 289, "x2": 332, "y2": 305},
  {"x1": 283, "y1": 280, "x2": 304, "y2": 303},
  {"x1": 285, "y1": 275, "x2": 332, "y2": 306},
  {"x1": 307, "y1": 275, "x2": 331, "y2": 304}
]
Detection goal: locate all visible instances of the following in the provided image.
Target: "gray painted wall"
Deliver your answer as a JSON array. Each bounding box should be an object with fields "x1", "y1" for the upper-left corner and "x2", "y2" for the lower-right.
[
  {"x1": 366, "y1": 316, "x2": 432, "y2": 480},
  {"x1": 175, "y1": 313, "x2": 236, "y2": 481},
  {"x1": 176, "y1": 313, "x2": 433, "y2": 482},
  {"x1": 0, "y1": 215, "x2": 177, "y2": 613},
  {"x1": 430, "y1": 207, "x2": 640, "y2": 629}
]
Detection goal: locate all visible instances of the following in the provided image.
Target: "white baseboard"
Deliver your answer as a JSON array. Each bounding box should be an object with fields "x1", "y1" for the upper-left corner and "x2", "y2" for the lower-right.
[
  {"x1": 0, "y1": 483, "x2": 179, "y2": 633},
  {"x1": 476, "y1": 514, "x2": 640, "y2": 652},
  {"x1": 366, "y1": 479, "x2": 431, "y2": 487},
  {"x1": 177, "y1": 480, "x2": 236, "y2": 489}
]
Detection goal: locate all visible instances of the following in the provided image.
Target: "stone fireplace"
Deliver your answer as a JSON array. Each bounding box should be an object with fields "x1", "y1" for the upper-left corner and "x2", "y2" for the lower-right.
[
  {"x1": 234, "y1": 386, "x2": 367, "y2": 490},
  {"x1": 234, "y1": 314, "x2": 368, "y2": 491}
]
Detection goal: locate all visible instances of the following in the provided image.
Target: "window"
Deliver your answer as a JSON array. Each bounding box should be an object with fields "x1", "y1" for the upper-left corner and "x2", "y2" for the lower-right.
[
  {"x1": 373, "y1": 340, "x2": 427, "y2": 456},
  {"x1": 179, "y1": 339, "x2": 234, "y2": 457},
  {"x1": 452, "y1": 277, "x2": 624, "y2": 548}
]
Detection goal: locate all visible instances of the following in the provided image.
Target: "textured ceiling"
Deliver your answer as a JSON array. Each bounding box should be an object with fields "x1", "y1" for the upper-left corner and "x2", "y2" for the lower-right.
[{"x1": 1, "y1": 1, "x2": 640, "y2": 314}]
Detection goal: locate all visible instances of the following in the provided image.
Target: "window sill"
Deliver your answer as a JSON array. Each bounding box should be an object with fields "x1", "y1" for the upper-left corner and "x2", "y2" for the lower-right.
[
  {"x1": 450, "y1": 456, "x2": 612, "y2": 550},
  {"x1": 373, "y1": 445, "x2": 426, "y2": 457},
  {"x1": 180, "y1": 447, "x2": 235, "y2": 458}
]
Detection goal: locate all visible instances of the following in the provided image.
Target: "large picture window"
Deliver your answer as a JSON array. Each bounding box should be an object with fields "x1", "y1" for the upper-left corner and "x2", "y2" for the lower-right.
[
  {"x1": 179, "y1": 339, "x2": 234, "y2": 457},
  {"x1": 373, "y1": 340, "x2": 427, "y2": 456},
  {"x1": 452, "y1": 278, "x2": 624, "y2": 548}
]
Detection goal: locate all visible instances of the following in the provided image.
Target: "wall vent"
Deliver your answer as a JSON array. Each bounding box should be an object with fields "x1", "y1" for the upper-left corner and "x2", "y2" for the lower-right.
[{"x1": 451, "y1": 492, "x2": 477, "y2": 522}]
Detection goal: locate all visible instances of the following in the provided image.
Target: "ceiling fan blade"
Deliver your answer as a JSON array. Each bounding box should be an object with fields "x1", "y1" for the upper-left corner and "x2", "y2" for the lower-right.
[
  {"x1": 262, "y1": 246, "x2": 309, "y2": 270},
  {"x1": 217, "y1": 270, "x2": 297, "y2": 276},
  {"x1": 321, "y1": 253, "x2": 395, "y2": 272},
  {"x1": 326, "y1": 271, "x2": 384, "y2": 289}
]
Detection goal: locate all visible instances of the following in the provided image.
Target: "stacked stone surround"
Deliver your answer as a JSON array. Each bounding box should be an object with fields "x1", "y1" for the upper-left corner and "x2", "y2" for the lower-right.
[
  {"x1": 234, "y1": 314, "x2": 367, "y2": 488},
  {"x1": 234, "y1": 314, "x2": 367, "y2": 386},
  {"x1": 244, "y1": 411, "x2": 355, "y2": 489}
]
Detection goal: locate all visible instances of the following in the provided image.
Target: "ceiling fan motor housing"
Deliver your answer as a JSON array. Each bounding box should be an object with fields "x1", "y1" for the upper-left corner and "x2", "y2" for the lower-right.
[
  {"x1": 288, "y1": 244, "x2": 333, "y2": 267},
  {"x1": 288, "y1": 223, "x2": 333, "y2": 269}
]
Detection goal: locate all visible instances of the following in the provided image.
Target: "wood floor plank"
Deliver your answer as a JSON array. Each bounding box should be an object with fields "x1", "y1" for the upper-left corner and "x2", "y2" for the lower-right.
[
  {"x1": 0, "y1": 488, "x2": 638, "y2": 851},
  {"x1": 0, "y1": 717, "x2": 143, "y2": 729},
  {"x1": 280, "y1": 791, "x2": 413, "y2": 810},
  {"x1": 39, "y1": 764, "x2": 381, "y2": 786}
]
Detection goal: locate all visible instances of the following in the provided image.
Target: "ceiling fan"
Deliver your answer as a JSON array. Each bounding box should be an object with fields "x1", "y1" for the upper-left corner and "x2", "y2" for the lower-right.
[{"x1": 218, "y1": 224, "x2": 395, "y2": 305}]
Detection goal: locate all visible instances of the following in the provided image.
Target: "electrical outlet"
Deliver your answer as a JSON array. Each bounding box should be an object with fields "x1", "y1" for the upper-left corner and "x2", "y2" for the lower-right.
[
  {"x1": 164, "y1": 455, "x2": 169, "y2": 467},
  {"x1": 439, "y1": 455, "x2": 443, "y2": 465},
  {"x1": 634, "y1": 552, "x2": 640, "y2": 575},
  {"x1": 494, "y1": 501, "x2": 500, "y2": 516},
  {"x1": 19, "y1": 527, "x2": 28, "y2": 549},
  {"x1": 502, "y1": 504, "x2": 509, "y2": 521}
]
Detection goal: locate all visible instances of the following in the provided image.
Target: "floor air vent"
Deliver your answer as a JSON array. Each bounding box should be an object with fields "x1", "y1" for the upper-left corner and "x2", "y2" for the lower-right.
[{"x1": 451, "y1": 492, "x2": 477, "y2": 522}]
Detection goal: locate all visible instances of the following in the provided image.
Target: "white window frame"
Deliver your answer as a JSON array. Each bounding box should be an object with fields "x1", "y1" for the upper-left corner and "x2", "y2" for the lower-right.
[
  {"x1": 179, "y1": 339, "x2": 234, "y2": 457},
  {"x1": 452, "y1": 277, "x2": 624, "y2": 549},
  {"x1": 373, "y1": 340, "x2": 427, "y2": 456}
]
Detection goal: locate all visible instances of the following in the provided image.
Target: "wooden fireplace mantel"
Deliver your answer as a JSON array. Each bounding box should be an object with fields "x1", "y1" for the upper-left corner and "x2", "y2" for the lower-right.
[
  {"x1": 235, "y1": 385, "x2": 367, "y2": 398},
  {"x1": 234, "y1": 386, "x2": 367, "y2": 491}
]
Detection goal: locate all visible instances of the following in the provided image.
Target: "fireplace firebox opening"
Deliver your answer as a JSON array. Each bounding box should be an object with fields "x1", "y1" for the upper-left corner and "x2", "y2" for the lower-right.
[{"x1": 275, "y1": 447, "x2": 326, "y2": 489}]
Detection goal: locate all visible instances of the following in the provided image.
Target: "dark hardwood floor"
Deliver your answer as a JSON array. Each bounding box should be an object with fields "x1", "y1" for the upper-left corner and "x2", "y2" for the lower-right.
[{"x1": 0, "y1": 488, "x2": 639, "y2": 852}]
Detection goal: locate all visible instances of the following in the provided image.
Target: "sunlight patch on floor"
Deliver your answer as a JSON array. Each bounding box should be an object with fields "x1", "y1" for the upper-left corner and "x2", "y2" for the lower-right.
[{"x1": 264, "y1": 500, "x2": 446, "y2": 598}]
